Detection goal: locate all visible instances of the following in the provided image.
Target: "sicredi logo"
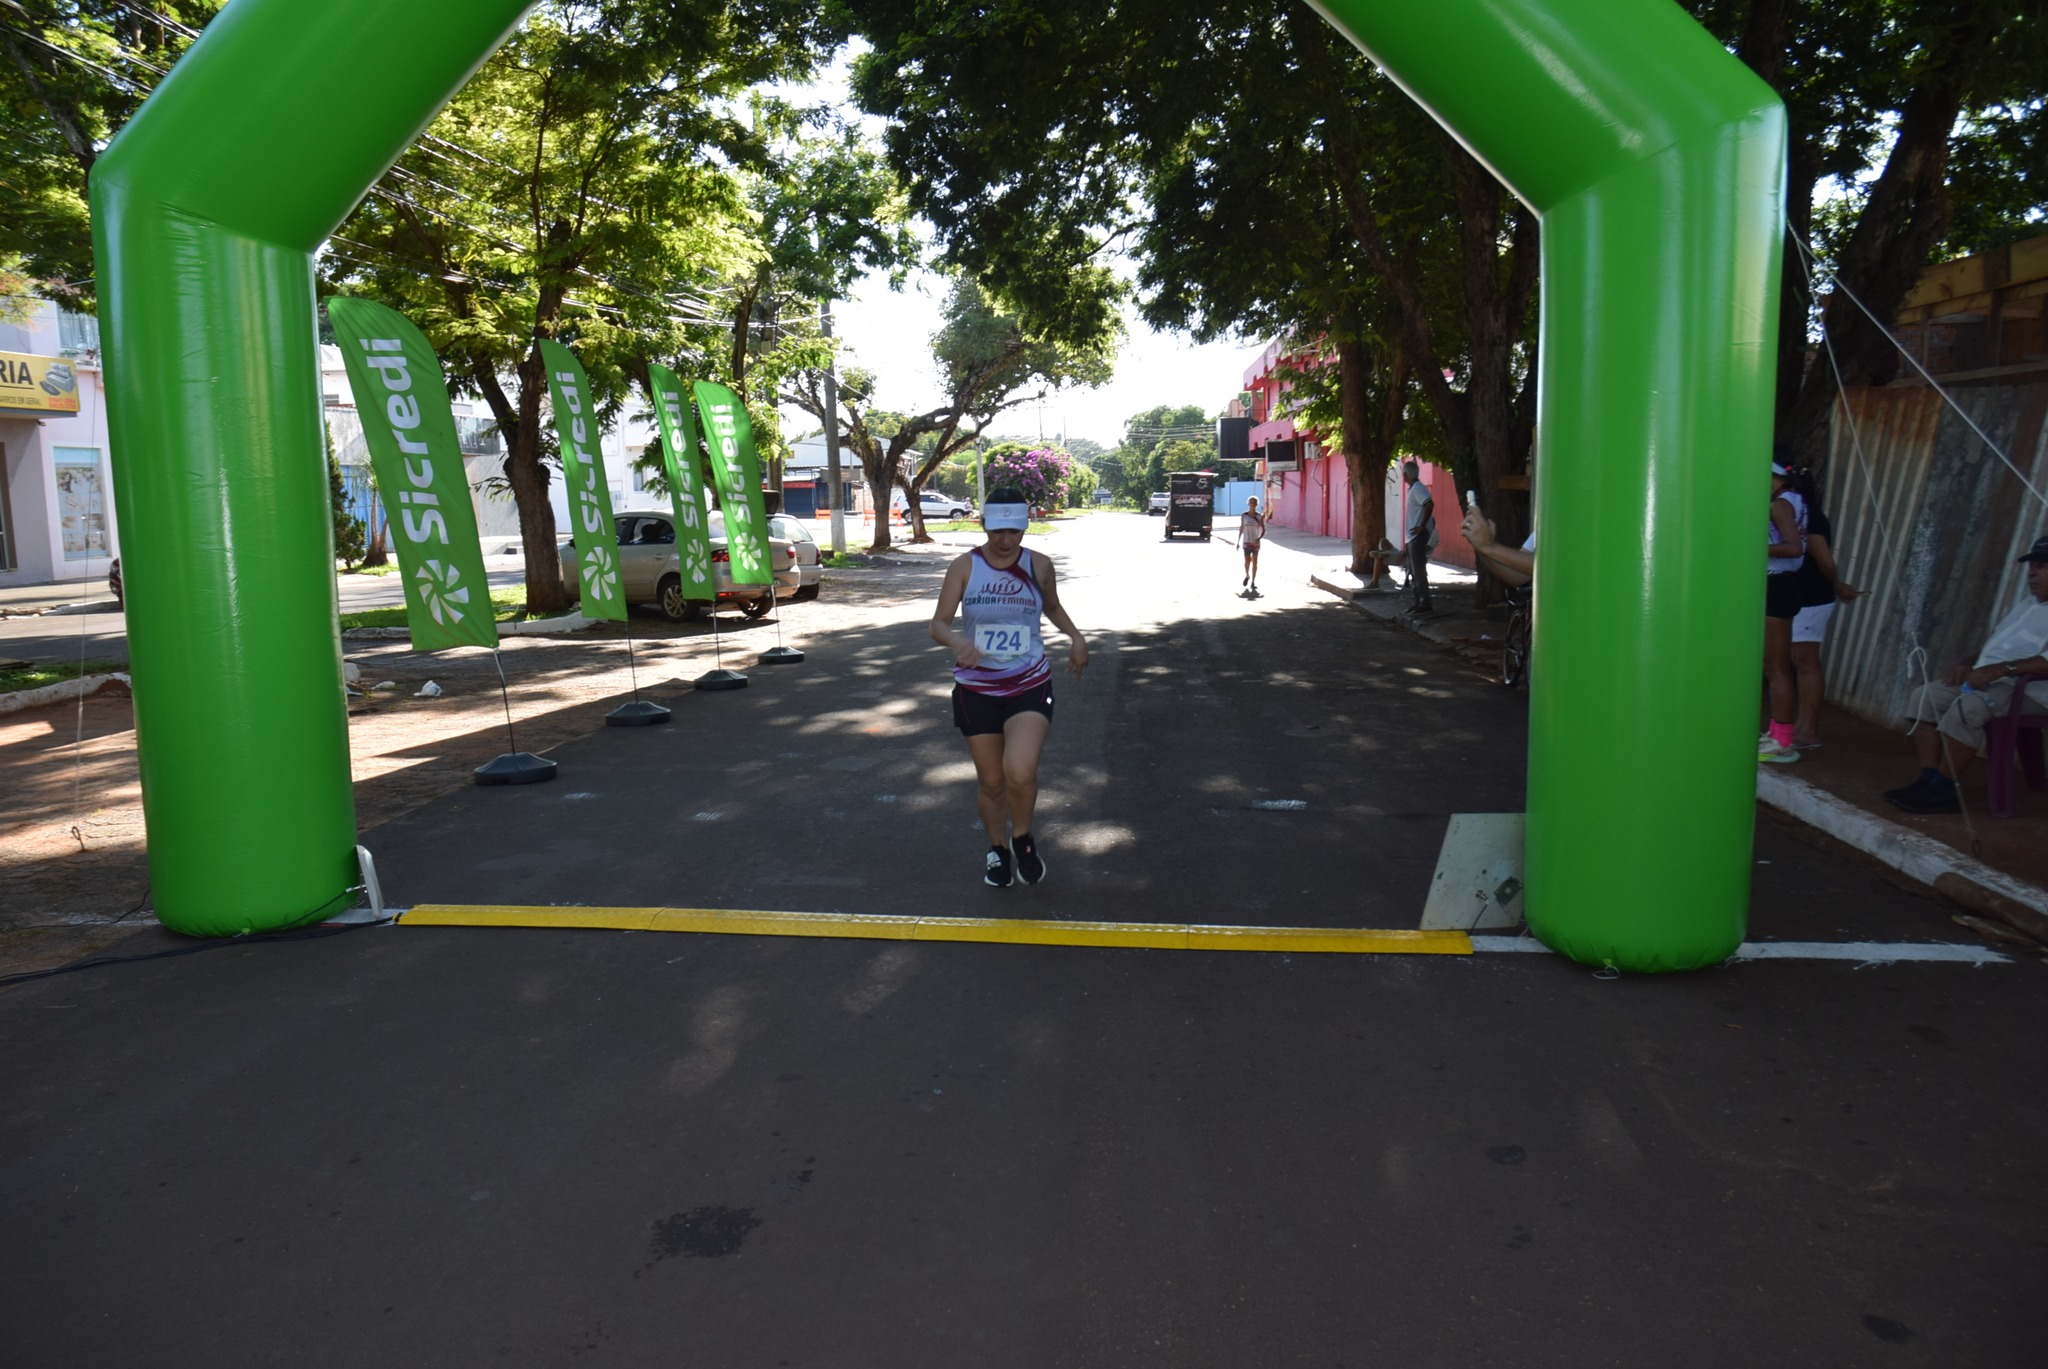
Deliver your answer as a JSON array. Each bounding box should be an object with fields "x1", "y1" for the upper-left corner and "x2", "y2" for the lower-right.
[
  {"x1": 554, "y1": 370, "x2": 607, "y2": 536},
  {"x1": 360, "y1": 339, "x2": 448, "y2": 547}
]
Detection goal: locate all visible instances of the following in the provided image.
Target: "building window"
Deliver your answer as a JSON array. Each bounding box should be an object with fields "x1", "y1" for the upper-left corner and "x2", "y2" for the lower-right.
[
  {"x1": 58, "y1": 311, "x2": 101, "y2": 356},
  {"x1": 53, "y1": 446, "x2": 110, "y2": 560}
]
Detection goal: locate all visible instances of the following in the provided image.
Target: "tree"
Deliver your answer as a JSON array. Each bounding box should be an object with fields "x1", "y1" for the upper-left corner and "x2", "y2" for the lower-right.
[
  {"x1": 844, "y1": 0, "x2": 1523, "y2": 581},
  {"x1": 705, "y1": 103, "x2": 918, "y2": 489},
  {"x1": 1687, "y1": 0, "x2": 2048, "y2": 463},
  {"x1": 0, "y1": 2, "x2": 223, "y2": 307},
  {"x1": 783, "y1": 276, "x2": 1112, "y2": 549},
  {"x1": 318, "y1": 1, "x2": 840, "y2": 613},
  {"x1": 981, "y1": 442, "x2": 1077, "y2": 510},
  {"x1": 326, "y1": 426, "x2": 366, "y2": 570}
]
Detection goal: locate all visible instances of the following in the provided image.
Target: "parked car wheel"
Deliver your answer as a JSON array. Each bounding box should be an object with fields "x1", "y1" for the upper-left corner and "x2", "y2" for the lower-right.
[
  {"x1": 740, "y1": 591, "x2": 775, "y2": 619},
  {"x1": 656, "y1": 574, "x2": 705, "y2": 623},
  {"x1": 792, "y1": 583, "x2": 819, "y2": 603},
  {"x1": 109, "y1": 557, "x2": 123, "y2": 606}
]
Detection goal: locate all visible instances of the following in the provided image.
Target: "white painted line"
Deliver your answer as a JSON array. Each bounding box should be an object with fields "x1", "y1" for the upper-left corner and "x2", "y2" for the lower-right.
[
  {"x1": 1732, "y1": 940, "x2": 2009, "y2": 965},
  {"x1": 1468, "y1": 936, "x2": 1551, "y2": 953},
  {"x1": 1467, "y1": 934, "x2": 2010, "y2": 966},
  {"x1": 1251, "y1": 799, "x2": 1308, "y2": 811}
]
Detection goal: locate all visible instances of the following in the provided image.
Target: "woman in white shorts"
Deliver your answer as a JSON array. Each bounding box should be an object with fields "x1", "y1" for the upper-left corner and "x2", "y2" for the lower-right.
[
  {"x1": 1787, "y1": 471, "x2": 1859, "y2": 748},
  {"x1": 1239, "y1": 497, "x2": 1267, "y2": 592}
]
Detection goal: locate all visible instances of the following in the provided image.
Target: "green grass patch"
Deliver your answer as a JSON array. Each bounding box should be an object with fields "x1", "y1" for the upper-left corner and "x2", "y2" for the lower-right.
[
  {"x1": 342, "y1": 561, "x2": 401, "y2": 576},
  {"x1": 0, "y1": 659, "x2": 125, "y2": 695},
  {"x1": 339, "y1": 590, "x2": 527, "y2": 631}
]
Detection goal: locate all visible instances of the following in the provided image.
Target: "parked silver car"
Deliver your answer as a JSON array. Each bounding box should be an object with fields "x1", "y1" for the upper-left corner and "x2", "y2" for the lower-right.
[
  {"x1": 561, "y1": 505, "x2": 799, "y2": 621},
  {"x1": 768, "y1": 514, "x2": 822, "y2": 602}
]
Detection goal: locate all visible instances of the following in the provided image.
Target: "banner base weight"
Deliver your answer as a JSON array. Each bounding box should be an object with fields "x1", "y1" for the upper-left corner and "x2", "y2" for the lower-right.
[
  {"x1": 758, "y1": 646, "x2": 804, "y2": 665},
  {"x1": 474, "y1": 752, "x2": 558, "y2": 786},
  {"x1": 606, "y1": 700, "x2": 671, "y2": 726},
  {"x1": 696, "y1": 669, "x2": 748, "y2": 691}
]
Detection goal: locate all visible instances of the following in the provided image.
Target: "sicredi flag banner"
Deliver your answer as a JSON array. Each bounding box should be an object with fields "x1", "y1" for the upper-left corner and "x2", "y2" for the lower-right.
[
  {"x1": 326, "y1": 298, "x2": 496, "y2": 652},
  {"x1": 645, "y1": 364, "x2": 715, "y2": 603},
  {"x1": 690, "y1": 381, "x2": 774, "y2": 586},
  {"x1": 539, "y1": 339, "x2": 627, "y2": 622}
]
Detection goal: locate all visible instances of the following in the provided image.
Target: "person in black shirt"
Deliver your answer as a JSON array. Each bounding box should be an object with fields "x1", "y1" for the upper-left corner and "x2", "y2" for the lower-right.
[{"x1": 1785, "y1": 469, "x2": 1859, "y2": 748}]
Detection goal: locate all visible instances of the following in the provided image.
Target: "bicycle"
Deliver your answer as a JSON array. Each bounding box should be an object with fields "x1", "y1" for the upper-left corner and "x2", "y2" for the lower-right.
[{"x1": 1501, "y1": 584, "x2": 1531, "y2": 690}]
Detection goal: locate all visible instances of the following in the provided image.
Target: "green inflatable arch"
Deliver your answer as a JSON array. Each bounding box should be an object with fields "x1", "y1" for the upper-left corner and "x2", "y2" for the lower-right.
[{"x1": 90, "y1": 0, "x2": 1783, "y2": 970}]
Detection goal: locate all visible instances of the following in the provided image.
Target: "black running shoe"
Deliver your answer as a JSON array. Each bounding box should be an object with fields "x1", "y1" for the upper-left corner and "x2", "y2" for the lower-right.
[
  {"x1": 1891, "y1": 785, "x2": 1961, "y2": 815},
  {"x1": 1014, "y1": 834, "x2": 1046, "y2": 885},
  {"x1": 1883, "y1": 776, "x2": 1933, "y2": 804},
  {"x1": 984, "y1": 845, "x2": 1014, "y2": 887}
]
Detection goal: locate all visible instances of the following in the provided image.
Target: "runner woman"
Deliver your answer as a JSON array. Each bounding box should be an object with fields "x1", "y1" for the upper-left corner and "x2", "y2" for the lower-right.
[{"x1": 930, "y1": 488, "x2": 1089, "y2": 887}]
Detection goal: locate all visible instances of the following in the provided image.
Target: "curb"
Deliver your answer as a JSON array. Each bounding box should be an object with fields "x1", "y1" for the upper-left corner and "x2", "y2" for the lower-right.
[
  {"x1": 0, "y1": 672, "x2": 131, "y2": 716},
  {"x1": 341, "y1": 611, "x2": 592, "y2": 642},
  {"x1": 1308, "y1": 571, "x2": 1466, "y2": 650},
  {"x1": 1756, "y1": 768, "x2": 2048, "y2": 923}
]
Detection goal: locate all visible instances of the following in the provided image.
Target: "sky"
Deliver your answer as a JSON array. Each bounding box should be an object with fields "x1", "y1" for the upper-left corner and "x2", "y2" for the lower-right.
[
  {"x1": 819, "y1": 266, "x2": 1268, "y2": 451},
  {"x1": 771, "y1": 46, "x2": 1272, "y2": 454}
]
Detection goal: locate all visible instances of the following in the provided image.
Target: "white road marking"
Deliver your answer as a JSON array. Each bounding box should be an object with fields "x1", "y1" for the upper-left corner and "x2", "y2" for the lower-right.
[{"x1": 1467, "y1": 935, "x2": 2010, "y2": 965}]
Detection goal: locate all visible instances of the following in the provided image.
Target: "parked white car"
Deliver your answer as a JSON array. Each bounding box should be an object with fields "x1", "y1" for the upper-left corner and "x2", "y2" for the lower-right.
[
  {"x1": 1147, "y1": 491, "x2": 1169, "y2": 514},
  {"x1": 768, "y1": 514, "x2": 822, "y2": 601},
  {"x1": 901, "y1": 490, "x2": 973, "y2": 521},
  {"x1": 560, "y1": 505, "x2": 800, "y2": 621}
]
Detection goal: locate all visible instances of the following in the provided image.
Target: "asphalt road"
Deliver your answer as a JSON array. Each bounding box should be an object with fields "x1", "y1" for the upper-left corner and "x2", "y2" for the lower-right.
[{"x1": 3, "y1": 513, "x2": 2043, "y2": 1367}]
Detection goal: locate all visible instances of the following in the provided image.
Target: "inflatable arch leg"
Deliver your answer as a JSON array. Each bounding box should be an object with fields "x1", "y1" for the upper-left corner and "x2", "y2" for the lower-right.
[
  {"x1": 94, "y1": 0, "x2": 1782, "y2": 969},
  {"x1": 89, "y1": 1, "x2": 535, "y2": 936},
  {"x1": 1311, "y1": 0, "x2": 1786, "y2": 970}
]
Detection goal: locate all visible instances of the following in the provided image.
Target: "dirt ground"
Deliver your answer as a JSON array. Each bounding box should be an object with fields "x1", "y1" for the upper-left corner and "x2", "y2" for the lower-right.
[{"x1": 0, "y1": 555, "x2": 945, "y2": 975}]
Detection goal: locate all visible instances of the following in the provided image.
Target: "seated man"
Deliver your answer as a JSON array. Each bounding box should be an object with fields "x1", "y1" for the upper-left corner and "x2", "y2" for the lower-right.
[
  {"x1": 1887, "y1": 537, "x2": 2048, "y2": 814},
  {"x1": 1462, "y1": 507, "x2": 1534, "y2": 588}
]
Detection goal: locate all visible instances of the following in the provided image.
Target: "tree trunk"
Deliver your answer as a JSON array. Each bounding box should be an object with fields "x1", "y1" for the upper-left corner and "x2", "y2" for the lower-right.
[
  {"x1": 503, "y1": 344, "x2": 570, "y2": 615},
  {"x1": 863, "y1": 463, "x2": 894, "y2": 553},
  {"x1": 1336, "y1": 335, "x2": 1387, "y2": 572}
]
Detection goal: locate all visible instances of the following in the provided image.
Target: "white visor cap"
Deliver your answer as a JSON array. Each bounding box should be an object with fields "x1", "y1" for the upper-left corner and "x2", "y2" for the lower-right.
[{"x1": 983, "y1": 501, "x2": 1029, "y2": 531}]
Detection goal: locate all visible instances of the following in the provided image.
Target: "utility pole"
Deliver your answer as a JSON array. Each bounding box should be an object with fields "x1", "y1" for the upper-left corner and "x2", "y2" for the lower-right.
[{"x1": 820, "y1": 294, "x2": 846, "y2": 555}]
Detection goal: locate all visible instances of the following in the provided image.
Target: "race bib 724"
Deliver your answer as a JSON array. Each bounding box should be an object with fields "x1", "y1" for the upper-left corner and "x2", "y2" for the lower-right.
[{"x1": 974, "y1": 623, "x2": 1028, "y2": 662}]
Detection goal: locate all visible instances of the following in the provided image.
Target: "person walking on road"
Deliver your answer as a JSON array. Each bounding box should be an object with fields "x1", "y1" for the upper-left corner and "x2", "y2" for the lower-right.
[
  {"x1": 930, "y1": 488, "x2": 1089, "y2": 888},
  {"x1": 1239, "y1": 496, "x2": 1267, "y2": 594},
  {"x1": 1402, "y1": 461, "x2": 1436, "y2": 615}
]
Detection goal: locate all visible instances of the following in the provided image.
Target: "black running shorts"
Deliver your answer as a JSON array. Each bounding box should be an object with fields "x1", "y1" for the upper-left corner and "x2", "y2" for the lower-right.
[
  {"x1": 1765, "y1": 571, "x2": 1804, "y2": 620},
  {"x1": 952, "y1": 681, "x2": 1055, "y2": 736}
]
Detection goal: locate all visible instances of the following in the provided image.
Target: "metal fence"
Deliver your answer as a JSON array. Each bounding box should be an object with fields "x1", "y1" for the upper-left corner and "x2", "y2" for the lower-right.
[{"x1": 1822, "y1": 382, "x2": 2048, "y2": 724}]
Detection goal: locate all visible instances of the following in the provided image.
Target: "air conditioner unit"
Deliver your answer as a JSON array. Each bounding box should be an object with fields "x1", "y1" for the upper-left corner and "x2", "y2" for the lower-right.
[{"x1": 1263, "y1": 439, "x2": 1299, "y2": 473}]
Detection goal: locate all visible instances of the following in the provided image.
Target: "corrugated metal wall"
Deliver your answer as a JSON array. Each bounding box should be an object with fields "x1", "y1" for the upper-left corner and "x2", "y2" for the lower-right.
[{"x1": 1823, "y1": 383, "x2": 2048, "y2": 723}]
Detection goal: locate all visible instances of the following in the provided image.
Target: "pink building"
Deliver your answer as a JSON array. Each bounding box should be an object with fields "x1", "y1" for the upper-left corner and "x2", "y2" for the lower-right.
[{"x1": 1241, "y1": 342, "x2": 1474, "y2": 570}]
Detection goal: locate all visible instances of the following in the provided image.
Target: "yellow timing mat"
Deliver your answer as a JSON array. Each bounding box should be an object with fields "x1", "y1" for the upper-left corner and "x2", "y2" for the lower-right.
[{"x1": 400, "y1": 904, "x2": 1472, "y2": 955}]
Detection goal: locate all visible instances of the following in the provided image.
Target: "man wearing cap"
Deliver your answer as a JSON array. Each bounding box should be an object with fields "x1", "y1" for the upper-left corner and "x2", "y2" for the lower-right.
[{"x1": 1887, "y1": 537, "x2": 2048, "y2": 815}]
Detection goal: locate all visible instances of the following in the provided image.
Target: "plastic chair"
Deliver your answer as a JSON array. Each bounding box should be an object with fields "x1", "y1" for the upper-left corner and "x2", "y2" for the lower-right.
[{"x1": 1985, "y1": 671, "x2": 2048, "y2": 818}]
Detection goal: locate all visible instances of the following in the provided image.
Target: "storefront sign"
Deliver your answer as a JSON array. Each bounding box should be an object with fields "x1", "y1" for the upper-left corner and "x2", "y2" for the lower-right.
[{"x1": 0, "y1": 350, "x2": 81, "y2": 414}]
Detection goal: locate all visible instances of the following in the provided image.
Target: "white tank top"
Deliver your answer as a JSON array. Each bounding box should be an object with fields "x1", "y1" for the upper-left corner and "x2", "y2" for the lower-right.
[
  {"x1": 1768, "y1": 490, "x2": 1808, "y2": 575},
  {"x1": 954, "y1": 548, "x2": 1051, "y2": 696}
]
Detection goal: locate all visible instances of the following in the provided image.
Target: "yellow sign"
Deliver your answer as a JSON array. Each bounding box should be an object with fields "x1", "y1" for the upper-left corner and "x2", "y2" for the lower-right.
[{"x1": 0, "y1": 350, "x2": 81, "y2": 414}]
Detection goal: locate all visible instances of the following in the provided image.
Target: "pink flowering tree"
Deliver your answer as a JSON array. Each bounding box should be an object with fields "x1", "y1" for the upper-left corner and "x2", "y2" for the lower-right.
[{"x1": 982, "y1": 443, "x2": 1076, "y2": 511}]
